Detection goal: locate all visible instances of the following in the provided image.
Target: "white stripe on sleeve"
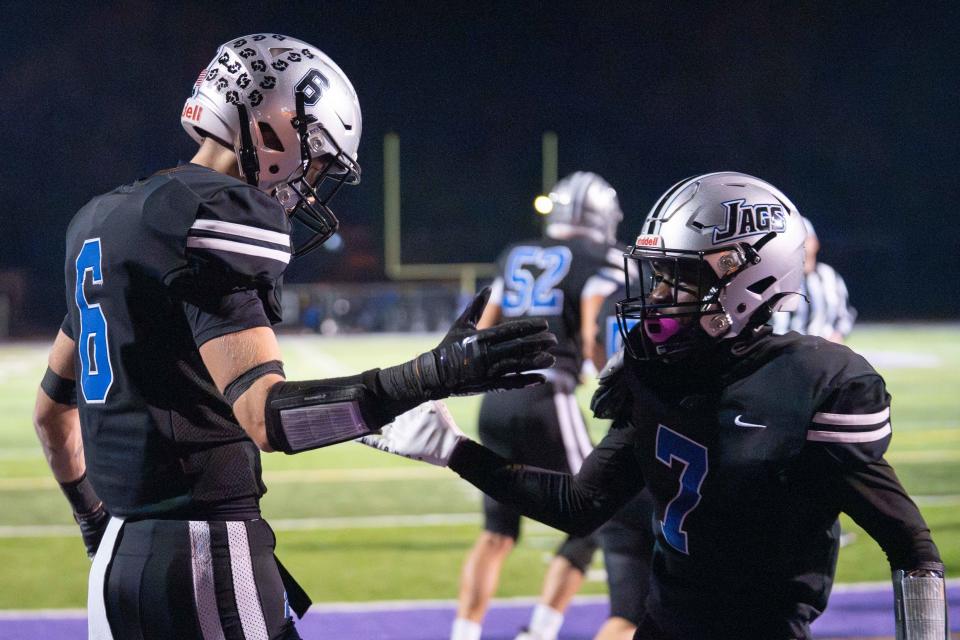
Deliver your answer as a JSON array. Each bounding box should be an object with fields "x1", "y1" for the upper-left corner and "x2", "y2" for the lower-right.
[
  {"x1": 190, "y1": 219, "x2": 290, "y2": 247},
  {"x1": 186, "y1": 236, "x2": 291, "y2": 264},
  {"x1": 807, "y1": 423, "x2": 891, "y2": 443},
  {"x1": 812, "y1": 407, "x2": 890, "y2": 426}
]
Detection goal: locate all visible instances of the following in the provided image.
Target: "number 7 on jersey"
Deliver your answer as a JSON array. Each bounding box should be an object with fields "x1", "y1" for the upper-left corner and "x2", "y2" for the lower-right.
[{"x1": 656, "y1": 425, "x2": 709, "y2": 554}]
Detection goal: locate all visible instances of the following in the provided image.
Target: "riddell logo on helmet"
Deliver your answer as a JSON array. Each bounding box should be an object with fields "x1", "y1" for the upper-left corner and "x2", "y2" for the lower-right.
[
  {"x1": 712, "y1": 199, "x2": 786, "y2": 244},
  {"x1": 634, "y1": 235, "x2": 663, "y2": 248},
  {"x1": 182, "y1": 104, "x2": 203, "y2": 122}
]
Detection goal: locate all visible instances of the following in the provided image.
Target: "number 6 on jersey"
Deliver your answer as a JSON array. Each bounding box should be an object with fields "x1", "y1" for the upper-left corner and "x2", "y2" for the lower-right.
[{"x1": 74, "y1": 238, "x2": 113, "y2": 403}]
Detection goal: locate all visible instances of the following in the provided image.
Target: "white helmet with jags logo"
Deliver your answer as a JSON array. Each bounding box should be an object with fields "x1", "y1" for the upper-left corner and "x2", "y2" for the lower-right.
[
  {"x1": 617, "y1": 172, "x2": 807, "y2": 359},
  {"x1": 182, "y1": 34, "x2": 362, "y2": 255}
]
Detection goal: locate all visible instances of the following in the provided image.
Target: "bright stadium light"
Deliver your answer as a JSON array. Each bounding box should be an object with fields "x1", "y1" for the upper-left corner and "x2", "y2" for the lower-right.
[{"x1": 533, "y1": 195, "x2": 553, "y2": 215}]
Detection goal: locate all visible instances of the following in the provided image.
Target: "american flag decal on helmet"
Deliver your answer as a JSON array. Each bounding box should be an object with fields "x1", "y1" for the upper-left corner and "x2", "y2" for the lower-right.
[{"x1": 191, "y1": 69, "x2": 207, "y2": 97}]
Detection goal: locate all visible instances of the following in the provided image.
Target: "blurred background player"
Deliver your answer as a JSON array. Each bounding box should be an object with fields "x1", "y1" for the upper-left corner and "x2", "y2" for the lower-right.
[
  {"x1": 772, "y1": 216, "x2": 856, "y2": 342},
  {"x1": 34, "y1": 34, "x2": 555, "y2": 640},
  {"x1": 451, "y1": 172, "x2": 625, "y2": 640}
]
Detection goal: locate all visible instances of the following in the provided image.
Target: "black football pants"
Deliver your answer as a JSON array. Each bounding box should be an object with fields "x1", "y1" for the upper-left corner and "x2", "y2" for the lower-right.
[
  {"x1": 478, "y1": 380, "x2": 598, "y2": 571},
  {"x1": 92, "y1": 518, "x2": 300, "y2": 640}
]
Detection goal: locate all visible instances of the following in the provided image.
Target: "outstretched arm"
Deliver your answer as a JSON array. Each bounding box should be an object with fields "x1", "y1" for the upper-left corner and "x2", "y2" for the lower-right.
[
  {"x1": 448, "y1": 423, "x2": 642, "y2": 536},
  {"x1": 363, "y1": 406, "x2": 643, "y2": 537},
  {"x1": 198, "y1": 288, "x2": 556, "y2": 454}
]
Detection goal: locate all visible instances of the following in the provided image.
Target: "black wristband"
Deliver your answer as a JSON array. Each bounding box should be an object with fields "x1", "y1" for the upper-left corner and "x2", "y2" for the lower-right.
[
  {"x1": 224, "y1": 360, "x2": 285, "y2": 405},
  {"x1": 41, "y1": 367, "x2": 77, "y2": 406},
  {"x1": 376, "y1": 352, "x2": 443, "y2": 403},
  {"x1": 59, "y1": 473, "x2": 102, "y2": 516}
]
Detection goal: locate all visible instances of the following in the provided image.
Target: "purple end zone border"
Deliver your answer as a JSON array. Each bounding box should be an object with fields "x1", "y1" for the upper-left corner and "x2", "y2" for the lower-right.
[{"x1": 1, "y1": 585, "x2": 957, "y2": 639}]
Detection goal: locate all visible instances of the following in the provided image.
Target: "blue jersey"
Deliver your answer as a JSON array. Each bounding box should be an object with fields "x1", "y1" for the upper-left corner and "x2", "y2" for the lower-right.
[{"x1": 490, "y1": 235, "x2": 622, "y2": 378}]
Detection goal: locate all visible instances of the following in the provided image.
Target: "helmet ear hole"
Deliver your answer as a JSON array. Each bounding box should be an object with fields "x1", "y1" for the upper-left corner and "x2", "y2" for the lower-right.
[
  {"x1": 746, "y1": 276, "x2": 777, "y2": 295},
  {"x1": 258, "y1": 122, "x2": 284, "y2": 152}
]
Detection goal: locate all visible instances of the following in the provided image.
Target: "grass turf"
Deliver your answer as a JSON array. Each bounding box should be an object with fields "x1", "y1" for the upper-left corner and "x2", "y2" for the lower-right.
[{"x1": 0, "y1": 325, "x2": 956, "y2": 609}]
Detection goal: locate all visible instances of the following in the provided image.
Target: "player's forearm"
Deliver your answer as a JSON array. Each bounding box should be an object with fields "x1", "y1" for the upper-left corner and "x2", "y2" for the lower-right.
[
  {"x1": 34, "y1": 378, "x2": 86, "y2": 483},
  {"x1": 448, "y1": 440, "x2": 619, "y2": 537},
  {"x1": 840, "y1": 460, "x2": 943, "y2": 571}
]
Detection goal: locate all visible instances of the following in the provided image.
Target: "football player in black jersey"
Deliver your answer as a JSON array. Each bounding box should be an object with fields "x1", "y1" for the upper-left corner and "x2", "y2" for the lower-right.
[
  {"x1": 32, "y1": 34, "x2": 554, "y2": 640},
  {"x1": 450, "y1": 172, "x2": 625, "y2": 640},
  {"x1": 363, "y1": 172, "x2": 947, "y2": 640}
]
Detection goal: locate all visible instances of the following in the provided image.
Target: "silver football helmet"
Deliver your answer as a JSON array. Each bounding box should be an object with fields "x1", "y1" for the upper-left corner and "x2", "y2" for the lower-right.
[
  {"x1": 545, "y1": 172, "x2": 623, "y2": 244},
  {"x1": 181, "y1": 34, "x2": 362, "y2": 255},
  {"x1": 617, "y1": 172, "x2": 807, "y2": 359}
]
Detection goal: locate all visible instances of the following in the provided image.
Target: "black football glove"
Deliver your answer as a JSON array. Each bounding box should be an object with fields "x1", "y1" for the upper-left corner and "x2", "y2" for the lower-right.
[
  {"x1": 60, "y1": 473, "x2": 110, "y2": 559},
  {"x1": 377, "y1": 287, "x2": 557, "y2": 404}
]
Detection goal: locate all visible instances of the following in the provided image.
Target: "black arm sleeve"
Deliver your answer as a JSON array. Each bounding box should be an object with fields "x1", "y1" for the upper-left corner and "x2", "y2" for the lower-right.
[
  {"x1": 832, "y1": 457, "x2": 943, "y2": 571},
  {"x1": 448, "y1": 422, "x2": 644, "y2": 536},
  {"x1": 59, "y1": 313, "x2": 74, "y2": 340}
]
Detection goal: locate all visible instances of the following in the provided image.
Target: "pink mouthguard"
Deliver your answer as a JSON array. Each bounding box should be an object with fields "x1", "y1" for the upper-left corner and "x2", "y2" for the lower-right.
[{"x1": 643, "y1": 318, "x2": 683, "y2": 344}]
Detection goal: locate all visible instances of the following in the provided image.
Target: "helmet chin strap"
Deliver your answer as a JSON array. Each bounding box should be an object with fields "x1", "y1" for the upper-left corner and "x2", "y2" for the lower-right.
[{"x1": 234, "y1": 103, "x2": 260, "y2": 186}]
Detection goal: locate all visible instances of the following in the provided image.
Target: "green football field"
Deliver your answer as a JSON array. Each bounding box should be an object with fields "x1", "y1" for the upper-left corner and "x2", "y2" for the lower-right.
[{"x1": 0, "y1": 326, "x2": 957, "y2": 609}]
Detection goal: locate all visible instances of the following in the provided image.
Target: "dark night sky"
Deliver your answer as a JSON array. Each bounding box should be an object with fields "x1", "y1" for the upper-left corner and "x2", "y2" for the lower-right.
[{"x1": 2, "y1": 1, "x2": 958, "y2": 333}]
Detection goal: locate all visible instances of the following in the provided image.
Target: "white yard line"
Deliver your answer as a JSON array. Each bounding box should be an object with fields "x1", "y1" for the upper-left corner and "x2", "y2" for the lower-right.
[{"x1": 5, "y1": 495, "x2": 960, "y2": 538}]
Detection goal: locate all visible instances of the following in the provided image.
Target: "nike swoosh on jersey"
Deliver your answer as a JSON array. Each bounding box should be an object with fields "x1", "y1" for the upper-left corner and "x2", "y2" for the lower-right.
[{"x1": 734, "y1": 415, "x2": 767, "y2": 429}]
